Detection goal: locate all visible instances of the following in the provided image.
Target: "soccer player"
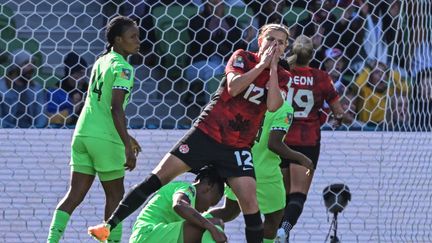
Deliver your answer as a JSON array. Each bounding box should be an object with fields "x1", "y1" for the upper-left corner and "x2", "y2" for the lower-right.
[
  {"x1": 47, "y1": 16, "x2": 141, "y2": 243},
  {"x1": 278, "y1": 35, "x2": 345, "y2": 242},
  {"x1": 88, "y1": 23, "x2": 291, "y2": 243},
  {"x1": 209, "y1": 101, "x2": 314, "y2": 243},
  {"x1": 129, "y1": 166, "x2": 226, "y2": 243}
]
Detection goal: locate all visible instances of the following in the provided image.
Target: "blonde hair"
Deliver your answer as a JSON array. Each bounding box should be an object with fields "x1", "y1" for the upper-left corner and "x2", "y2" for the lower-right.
[
  {"x1": 258, "y1": 23, "x2": 290, "y2": 40},
  {"x1": 287, "y1": 35, "x2": 314, "y2": 67}
]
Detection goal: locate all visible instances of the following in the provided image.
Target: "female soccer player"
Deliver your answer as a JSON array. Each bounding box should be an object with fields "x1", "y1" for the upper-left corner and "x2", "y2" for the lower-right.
[
  {"x1": 47, "y1": 16, "x2": 141, "y2": 243},
  {"x1": 129, "y1": 166, "x2": 226, "y2": 243},
  {"x1": 89, "y1": 23, "x2": 291, "y2": 243},
  {"x1": 209, "y1": 101, "x2": 314, "y2": 243},
  {"x1": 278, "y1": 35, "x2": 345, "y2": 241}
]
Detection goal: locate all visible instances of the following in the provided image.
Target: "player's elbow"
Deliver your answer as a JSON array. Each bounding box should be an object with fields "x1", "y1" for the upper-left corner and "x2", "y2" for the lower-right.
[{"x1": 227, "y1": 86, "x2": 239, "y2": 97}]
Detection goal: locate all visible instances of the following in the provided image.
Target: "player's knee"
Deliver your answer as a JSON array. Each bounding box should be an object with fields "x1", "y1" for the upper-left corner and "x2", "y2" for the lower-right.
[{"x1": 238, "y1": 194, "x2": 259, "y2": 214}]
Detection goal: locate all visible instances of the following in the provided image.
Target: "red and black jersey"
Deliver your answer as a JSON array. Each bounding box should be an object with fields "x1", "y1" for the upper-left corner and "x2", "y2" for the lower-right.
[
  {"x1": 195, "y1": 49, "x2": 289, "y2": 148},
  {"x1": 284, "y1": 66, "x2": 339, "y2": 146}
]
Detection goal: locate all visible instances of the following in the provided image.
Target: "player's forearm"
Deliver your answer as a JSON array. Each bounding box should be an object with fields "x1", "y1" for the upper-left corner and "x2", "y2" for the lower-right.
[
  {"x1": 227, "y1": 64, "x2": 266, "y2": 97},
  {"x1": 269, "y1": 141, "x2": 301, "y2": 161},
  {"x1": 111, "y1": 106, "x2": 131, "y2": 149},
  {"x1": 266, "y1": 68, "x2": 283, "y2": 111},
  {"x1": 173, "y1": 204, "x2": 217, "y2": 231}
]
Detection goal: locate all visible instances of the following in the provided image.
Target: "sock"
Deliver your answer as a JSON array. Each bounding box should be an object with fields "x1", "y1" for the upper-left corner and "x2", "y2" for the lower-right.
[
  {"x1": 107, "y1": 222, "x2": 122, "y2": 242},
  {"x1": 282, "y1": 192, "x2": 306, "y2": 235},
  {"x1": 263, "y1": 238, "x2": 274, "y2": 243},
  {"x1": 107, "y1": 174, "x2": 162, "y2": 229},
  {"x1": 47, "y1": 210, "x2": 70, "y2": 243},
  {"x1": 244, "y1": 211, "x2": 263, "y2": 243}
]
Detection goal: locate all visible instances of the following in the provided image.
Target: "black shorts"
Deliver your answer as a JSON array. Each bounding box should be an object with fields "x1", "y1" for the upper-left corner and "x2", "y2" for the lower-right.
[
  {"x1": 170, "y1": 128, "x2": 255, "y2": 179},
  {"x1": 280, "y1": 144, "x2": 320, "y2": 170}
]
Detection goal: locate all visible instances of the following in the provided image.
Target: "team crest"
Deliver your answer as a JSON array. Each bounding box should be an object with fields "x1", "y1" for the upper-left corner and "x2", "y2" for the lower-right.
[
  {"x1": 286, "y1": 113, "x2": 293, "y2": 125},
  {"x1": 121, "y1": 68, "x2": 131, "y2": 80},
  {"x1": 233, "y1": 56, "x2": 244, "y2": 68},
  {"x1": 179, "y1": 144, "x2": 189, "y2": 154}
]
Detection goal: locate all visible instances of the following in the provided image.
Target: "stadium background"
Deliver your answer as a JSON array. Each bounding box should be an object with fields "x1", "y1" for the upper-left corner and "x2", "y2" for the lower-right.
[{"x1": 1, "y1": 0, "x2": 431, "y2": 242}]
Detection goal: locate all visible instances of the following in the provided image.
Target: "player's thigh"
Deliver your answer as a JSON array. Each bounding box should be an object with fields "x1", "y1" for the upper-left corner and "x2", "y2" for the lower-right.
[
  {"x1": 70, "y1": 136, "x2": 97, "y2": 176},
  {"x1": 80, "y1": 137, "x2": 126, "y2": 182},
  {"x1": 289, "y1": 163, "x2": 315, "y2": 193},
  {"x1": 256, "y1": 180, "x2": 286, "y2": 215},
  {"x1": 227, "y1": 176, "x2": 259, "y2": 214},
  {"x1": 129, "y1": 222, "x2": 183, "y2": 243}
]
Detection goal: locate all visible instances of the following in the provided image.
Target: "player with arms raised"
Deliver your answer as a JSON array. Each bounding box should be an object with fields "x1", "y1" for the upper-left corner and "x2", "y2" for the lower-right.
[
  {"x1": 278, "y1": 35, "x2": 344, "y2": 242},
  {"x1": 89, "y1": 23, "x2": 291, "y2": 243},
  {"x1": 47, "y1": 16, "x2": 141, "y2": 243}
]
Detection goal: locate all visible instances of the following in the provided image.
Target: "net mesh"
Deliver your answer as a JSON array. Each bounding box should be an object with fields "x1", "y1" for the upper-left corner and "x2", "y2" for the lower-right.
[{"x1": 1, "y1": 0, "x2": 432, "y2": 242}]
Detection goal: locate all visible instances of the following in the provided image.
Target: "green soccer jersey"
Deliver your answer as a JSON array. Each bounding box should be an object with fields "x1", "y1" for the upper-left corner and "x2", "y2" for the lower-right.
[
  {"x1": 74, "y1": 50, "x2": 134, "y2": 144},
  {"x1": 252, "y1": 102, "x2": 294, "y2": 183},
  {"x1": 133, "y1": 181, "x2": 197, "y2": 228}
]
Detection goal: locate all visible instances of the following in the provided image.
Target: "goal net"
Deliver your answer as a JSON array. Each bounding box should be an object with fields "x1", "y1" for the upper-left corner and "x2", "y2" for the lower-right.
[{"x1": 1, "y1": 0, "x2": 431, "y2": 242}]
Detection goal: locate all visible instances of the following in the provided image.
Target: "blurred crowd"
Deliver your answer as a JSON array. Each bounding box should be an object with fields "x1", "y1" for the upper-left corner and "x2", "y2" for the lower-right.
[{"x1": 0, "y1": 0, "x2": 431, "y2": 131}]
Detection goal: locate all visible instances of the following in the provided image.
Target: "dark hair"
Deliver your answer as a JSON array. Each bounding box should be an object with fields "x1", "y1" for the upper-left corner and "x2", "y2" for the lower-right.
[
  {"x1": 101, "y1": 16, "x2": 136, "y2": 56},
  {"x1": 195, "y1": 166, "x2": 224, "y2": 194}
]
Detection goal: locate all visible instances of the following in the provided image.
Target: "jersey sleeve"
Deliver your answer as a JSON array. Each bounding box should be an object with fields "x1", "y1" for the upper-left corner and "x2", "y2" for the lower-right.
[
  {"x1": 111, "y1": 61, "x2": 134, "y2": 93},
  {"x1": 321, "y1": 72, "x2": 339, "y2": 105},
  {"x1": 225, "y1": 49, "x2": 248, "y2": 75},
  {"x1": 269, "y1": 102, "x2": 294, "y2": 132},
  {"x1": 173, "y1": 184, "x2": 197, "y2": 208},
  {"x1": 224, "y1": 185, "x2": 237, "y2": 201}
]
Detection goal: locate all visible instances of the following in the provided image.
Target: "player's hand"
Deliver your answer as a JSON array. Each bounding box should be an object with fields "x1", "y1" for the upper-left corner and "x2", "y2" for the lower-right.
[
  {"x1": 259, "y1": 41, "x2": 276, "y2": 69},
  {"x1": 209, "y1": 226, "x2": 227, "y2": 243},
  {"x1": 124, "y1": 146, "x2": 137, "y2": 171},
  {"x1": 331, "y1": 113, "x2": 344, "y2": 129},
  {"x1": 270, "y1": 43, "x2": 282, "y2": 69},
  {"x1": 129, "y1": 136, "x2": 142, "y2": 157}
]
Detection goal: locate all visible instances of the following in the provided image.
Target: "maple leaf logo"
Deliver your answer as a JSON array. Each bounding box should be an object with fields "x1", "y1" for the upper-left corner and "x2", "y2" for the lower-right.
[{"x1": 228, "y1": 114, "x2": 250, "y2": 131}]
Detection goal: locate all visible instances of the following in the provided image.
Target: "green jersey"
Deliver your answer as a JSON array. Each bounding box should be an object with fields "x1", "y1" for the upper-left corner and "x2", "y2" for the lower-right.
[
  {"x1": 133, "y1": 181, "x2": 197, "y2": 228},
  {"x1": 252, "y1": 102, "x2": 294, "y2": 183},
  {"x1": 74, "y1": 50, "x2": 134, "y2": 144}
]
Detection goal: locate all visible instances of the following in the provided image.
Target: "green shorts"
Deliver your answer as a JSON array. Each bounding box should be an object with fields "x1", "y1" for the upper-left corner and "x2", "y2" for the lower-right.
[
  {"x1": 225, "y1": 180, "x2": 286, "y2": 214},
  {"x1": 129, "y1": 221, "x2": 220, "y2": 243},
  {"x1": 70, "y1": 136, "x2": 125, "y2": 181}
]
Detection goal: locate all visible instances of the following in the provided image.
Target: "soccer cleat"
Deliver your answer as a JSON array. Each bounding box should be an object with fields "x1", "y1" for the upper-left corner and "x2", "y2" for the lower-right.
[
  {"x1": 88, "y1": 223, "x2": 110, "y2": 242},
  {"x1": 275, "y1": 228, "x2": 287, "y2": 243}
]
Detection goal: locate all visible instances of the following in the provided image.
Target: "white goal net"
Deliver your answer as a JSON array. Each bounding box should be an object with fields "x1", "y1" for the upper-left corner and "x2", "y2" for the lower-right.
[{"x1": 1, "y1": 0, "x2": 431, "y2": 242}]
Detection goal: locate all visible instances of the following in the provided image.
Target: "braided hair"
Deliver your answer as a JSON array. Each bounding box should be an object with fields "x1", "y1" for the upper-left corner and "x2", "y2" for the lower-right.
[
  {"x1": 194, "y1": 166, "x2": 225, "y2": 195},
  {"x1": 101, "y1": 16, "x2": 136, "y2": 56}
]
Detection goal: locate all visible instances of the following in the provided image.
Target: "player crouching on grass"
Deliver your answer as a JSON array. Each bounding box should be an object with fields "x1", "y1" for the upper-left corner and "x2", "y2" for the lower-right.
[
  {"x1": 129, "y1": 166, "x2": 226, "y2": 243},
  {"x1": 92, "y1": 166, "x2": 227, "y2": 243},
  {"x1": 209, "y1": 101, "x2": 314, "y2": 243}
]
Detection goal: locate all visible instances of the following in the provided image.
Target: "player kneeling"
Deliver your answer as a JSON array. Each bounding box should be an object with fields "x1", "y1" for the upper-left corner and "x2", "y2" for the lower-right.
[{"x1": 90, "y1": 166, "x2": 226, "y2": 243}]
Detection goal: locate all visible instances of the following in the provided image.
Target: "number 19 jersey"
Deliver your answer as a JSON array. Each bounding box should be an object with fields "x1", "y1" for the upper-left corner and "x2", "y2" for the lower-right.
[
  {"x1": 284, "y1": 66, "x2": 339, "y2": 146},
  {"x1": 74, "y1": 50, "x2": 134, "y2": 144}
]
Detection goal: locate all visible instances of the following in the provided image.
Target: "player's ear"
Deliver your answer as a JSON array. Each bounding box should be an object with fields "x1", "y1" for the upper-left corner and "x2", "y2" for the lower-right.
[{"x1": 115, "y1": 35, "x2": 122, "y2": 45}]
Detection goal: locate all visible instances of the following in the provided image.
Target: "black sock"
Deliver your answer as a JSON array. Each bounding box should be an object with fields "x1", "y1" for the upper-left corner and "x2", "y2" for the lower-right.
[
  {"x1": 282, "y1": 192, "x2": 307, "y2": 232},
  {"x1": 107, "y1": 174, "x2": 162, "y2": 229},
  {"x1": 244, "y1": 211, "x2": 263, "y2": 243}
]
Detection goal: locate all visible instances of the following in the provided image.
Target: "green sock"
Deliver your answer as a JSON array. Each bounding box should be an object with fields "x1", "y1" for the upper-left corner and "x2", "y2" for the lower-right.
[
  {"x1": 47, "y1": 210, "x2": 70, "y2": 243},
  {"x1": 108, "y1": 222, "x2": 122, "y2": 243},
  {"x1": 263, "y1": 238, "x2": 275, "y2": 243}
]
